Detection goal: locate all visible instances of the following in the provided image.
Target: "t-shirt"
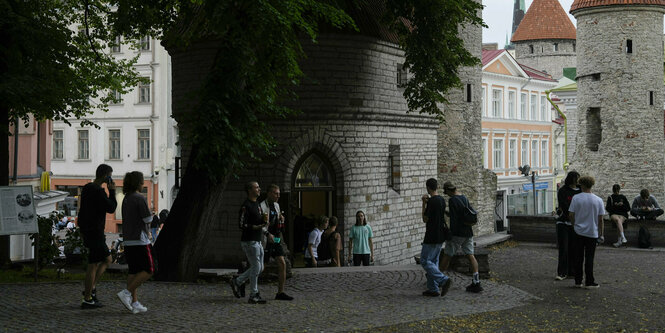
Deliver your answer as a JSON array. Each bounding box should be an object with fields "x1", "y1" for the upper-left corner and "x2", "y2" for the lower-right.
[
  {"x1": 239, "y1": 199, "x2": 263, "y2": 242},
  {"x1": 569, "y1": 192, "x2": 605, "y2": 238},
  {"x1": 121, "y1": 192, "x2": 152, "y2": 245},
  {"x1": 449, "y1": 195, "x2": 474, "y2": 238},
  {"x1": 305, "y1": 228, "x2": 322, "y2": 259},
  {"x1": 557, "y1": 186, "x2": 582, "y2": 224},
  {"x1": 423, "y1": 195, "x2": 447, "y2": 244},
  {"x1": 78, "y1": 182, "x2": 117, "y2": 240},
  {"x1": 349, "y1": 224, "x2": 373, "y2": 254}
]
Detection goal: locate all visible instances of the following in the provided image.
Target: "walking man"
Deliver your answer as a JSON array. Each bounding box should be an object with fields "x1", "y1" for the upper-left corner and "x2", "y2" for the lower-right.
[
  {"x1": 420, "y1": 178, "x2": 452, "y2": 297},
  {"x1": 78, "y1": 164, "x2": 117, "y2": 308},
  {"x1": 440, "y1": 181, "x2": 483, "y2": 293},
  {"x1": 260, "y1": 184, "x2": 293, "y2": 300},
  {"x1": 230, "y1": 181, "x2": 269, "y2": 304},
  {"x1": 569, "y1": 175, "x2": 605, "y2": 288}
]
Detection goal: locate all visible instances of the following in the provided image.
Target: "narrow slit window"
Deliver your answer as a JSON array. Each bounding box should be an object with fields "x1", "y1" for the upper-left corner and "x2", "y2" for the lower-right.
[
  {"x1": 586, "y1": 108, "x2": 602, "y2": 152},
  {"x1": 529, "y1": 45, "x2": 534, "y2": 54},
  {"x1": 466, "y1": 84, "x2": 472, "y2": 103},
  {"x1": 626, "y1": 39, "x2": 633, "y2": 54},
  {"x1": 650, "y1": 91, "x2": 654, "y2": 106}
]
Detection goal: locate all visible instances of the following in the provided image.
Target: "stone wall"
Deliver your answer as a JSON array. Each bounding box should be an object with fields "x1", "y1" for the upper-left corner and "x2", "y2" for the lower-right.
[
  {"x1": 514, "y1": 39, "x2": 576, "y2": 79},
  {"x1": 438, "y1": 2, "x2": 497, "y2": 237},
  {"x1": 571, "y1": 6, "x2": 665, "y2": 203}
]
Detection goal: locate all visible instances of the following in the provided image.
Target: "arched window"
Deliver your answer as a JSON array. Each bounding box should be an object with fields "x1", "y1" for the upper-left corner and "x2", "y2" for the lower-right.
[{"x1": 295, "y1": 153, "x2": 332, "y2": 189}]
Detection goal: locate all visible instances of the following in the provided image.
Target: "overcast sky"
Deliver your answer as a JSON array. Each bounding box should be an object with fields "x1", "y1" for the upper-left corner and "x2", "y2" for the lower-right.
[{"x1": 483, "y1": 0, "x2": 576, "y2": 48}]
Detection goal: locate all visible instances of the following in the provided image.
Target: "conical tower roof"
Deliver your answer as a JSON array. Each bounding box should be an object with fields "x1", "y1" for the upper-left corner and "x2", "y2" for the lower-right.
[
  {"x1": 511, "y1": 0, "x2": 576, "y2": 42},
  {"x1": 571, "y1": 0, "x2": 665, "y2": 13}
]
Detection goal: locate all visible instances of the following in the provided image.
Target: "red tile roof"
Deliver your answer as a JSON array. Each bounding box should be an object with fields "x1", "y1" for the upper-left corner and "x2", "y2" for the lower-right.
[
  {"x1": 482, "y1": 49, "x2": 505, "y2": 66},
  {"x1": 571, "y1": 0, "x2": 665, "y2": 12},
  {"x1": 482, "y1": 50, "x2": 558, "y2": 82},
  {"x1": 511, "y1": 0, "x2": 576, "y2": 42}
]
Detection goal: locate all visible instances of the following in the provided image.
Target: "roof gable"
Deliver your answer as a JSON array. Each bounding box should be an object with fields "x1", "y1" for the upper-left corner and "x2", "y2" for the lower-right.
[
  {"x1": 511, "y1": 0, "x2": 577, "y2": 42},
  {"x1": 482, "y1": 50, "x2": 529, "y2": 78}
]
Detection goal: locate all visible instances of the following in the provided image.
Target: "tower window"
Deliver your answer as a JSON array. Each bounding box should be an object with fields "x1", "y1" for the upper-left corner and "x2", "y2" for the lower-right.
[
  {"x1": 466, "y1": 84, "x2": 472, "y2": 103},
  {"x1": 650, "y1": 91, "x2": 654, "y2": 106},
  {"x1": 529, "y1": 45, "x2": 534, "y2": 54},
  {"x1": 591, "y1": 73, "x2": 601, "y2": 81},
  {"x1": 626, "y1": 39, "x2": 633, "y2": 54},
  {"x1": 586, "y1": 108, "x2": 602, "y2": 152},
  {"x1": 573, "y1": 43, "x2": 576, "y2": 52},
  {"x1": 553, "y1": 43, "x2": 559, "y2": 52}
]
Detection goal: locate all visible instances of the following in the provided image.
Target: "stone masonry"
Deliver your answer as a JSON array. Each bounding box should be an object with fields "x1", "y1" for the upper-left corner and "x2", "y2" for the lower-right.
[
  {"x1": 514, "y1": 39, "x2": 577, "y2": 79},
  {"x1": 570, "y1": 4, "x2": 665, "y2": 203}
]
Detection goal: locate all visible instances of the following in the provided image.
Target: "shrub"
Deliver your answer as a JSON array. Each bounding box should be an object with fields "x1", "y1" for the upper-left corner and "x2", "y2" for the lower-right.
[{"x1": 29, "y1": 211, "x2": 61, "y2": 270}]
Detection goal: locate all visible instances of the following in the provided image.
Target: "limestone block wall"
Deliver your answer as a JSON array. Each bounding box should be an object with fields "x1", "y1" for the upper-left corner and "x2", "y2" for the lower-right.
[
  {"x1": 571, "y1": 6, "x2": 665, "y2": 202},
  {"x1": 514, "y1": 39, "x2": 576, "y2": 79},
  {"x1": 199, "y1": 35, "x2": 440, "y2": 267},
  {"x1": 438, "y1": 1, "x2": 497, "y2": 237}
]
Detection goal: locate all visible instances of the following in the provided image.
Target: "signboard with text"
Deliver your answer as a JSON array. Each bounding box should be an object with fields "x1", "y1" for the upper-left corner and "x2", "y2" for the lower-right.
[
  {"x1": 0, "y1": 186, "x2": 38, "y2": 235},
  {"x1": 522, "y1": 182, "x2": 549, "y2": 191}
]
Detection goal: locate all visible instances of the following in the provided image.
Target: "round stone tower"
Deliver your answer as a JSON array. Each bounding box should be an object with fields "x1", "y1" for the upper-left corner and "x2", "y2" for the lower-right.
[
  {"x1": 511, "y1": 0, "x2": 577, "y2": 79},
  {"x1": 570, "y1": 0, "x2": 665, "y2": 202}
]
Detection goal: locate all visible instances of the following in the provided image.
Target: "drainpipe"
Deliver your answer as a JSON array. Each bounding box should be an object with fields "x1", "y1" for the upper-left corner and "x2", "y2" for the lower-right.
[
  {"x1": 546, "y1": 91, "x2": 568, "y2": 170},
  {"x1": 150, "y1": 39, "x2": 156, "y2": 211}
]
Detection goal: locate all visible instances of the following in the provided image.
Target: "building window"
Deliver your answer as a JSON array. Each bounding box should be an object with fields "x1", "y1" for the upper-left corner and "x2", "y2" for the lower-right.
[
  {"x1": 397, "y1": 63, "x2": 408, "y2": 86},
  {"x1": 573, "y1": 43, "x2": 576, "y2": 52},
  {"x1": 541, "y1": 140, "x2": 548, "y2": 168},
  {"x1": 111, "y1": 36, "x2": 121, "y2": 53},
  {"x1": 140, "y1": 36, "x2": 150, "y2": 51},
  {"x1": 109, "y1": 129, "x2": 121, "y2": 160},
  {"x1": 493, "y1": 139, "x2": 504, "y2": 169},
  {"x1": 53, "y1": 130, "x2": 64, "y2": 159},
  {"x1": 626, "y1": 39, "x2": 633, "y2": 54},
  {"x1": 586, "y1": 108, "x2": 601, "y2": 151},
  {"x1": 520, "y1": 93, "x2": 527, "y2": 119},
  {"x1": 388, "y1": 145, "x2": 401, "y2": 192},
  {"x1": 521, "y1": 139, "x2": 529, "y2": 166},
  {"x1": 531, "y1": 140, "x2": 538, "y2": 167},
  {"x1": 139, "y1": 79, "x2": 150, "y2": 103},
  {"x1": 509, "y1": 139, "x2": 517, "y2": 169},
  {"x1": 529, "y1": 45, "x2": 534, "y2": 54},
  {"x1": 508, "y1": 91, "x2": 516, "y2": 119},
  {"x1": 111, "y1": 90, "x2": 122, "y2": 104},
  {"x1": 553, "y1": 43, "x2": 558, "y2": 52},
  {"x1": 492, "y1": 89, "x2": 502, "y2": 118},
  {"x1": 649, "y1": 91, "x2": 654, "y2": 106},
  {"x1": 530, "y1": 94, "x2": 538, "y2": 121},
  {"x1": 78, "y1": 130, "x2": 89, "y2": 160},
  {"x1": 138, "y1": 129, "x2": 150, "y2": 160},
  {"x1": 482, "y1": 138, "x2": 488, "y2": 168},
  {"x1": 481, "y1": 87, "x2": 487, "y2": 116},
  {"x1": 466, "y1": 84, "x2": 472, "y2": 103},
  {"x1": 540, "y1": 96, "x2": 548, "y2": 121}
]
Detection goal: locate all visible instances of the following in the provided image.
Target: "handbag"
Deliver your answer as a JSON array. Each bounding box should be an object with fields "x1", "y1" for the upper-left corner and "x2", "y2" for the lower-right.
[{"x1": 458, "y1": 196, "x2": 478, "y2": 226}]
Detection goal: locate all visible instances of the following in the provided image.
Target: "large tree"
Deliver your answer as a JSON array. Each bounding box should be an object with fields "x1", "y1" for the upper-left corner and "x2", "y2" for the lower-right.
[{"x1": 0, "y1": 0, "x2": 144, "y2": 265}]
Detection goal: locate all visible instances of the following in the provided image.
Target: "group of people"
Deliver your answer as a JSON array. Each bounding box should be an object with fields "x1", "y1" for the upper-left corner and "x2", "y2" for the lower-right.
[
  {"x1": 55, "y1": 216, "x2": 76, "y2": 231},
  {"x1": 555, "y1": 170, "x2": 663, "y2": 288},
  {"x1": 77, "y1": 164, "x2": 158, "y2": 314}
]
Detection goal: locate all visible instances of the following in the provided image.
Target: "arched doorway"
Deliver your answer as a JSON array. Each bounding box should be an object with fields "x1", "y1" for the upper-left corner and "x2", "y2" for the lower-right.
[{"x1": 288, "y1": 152, "x2": 335, "y2": 267}]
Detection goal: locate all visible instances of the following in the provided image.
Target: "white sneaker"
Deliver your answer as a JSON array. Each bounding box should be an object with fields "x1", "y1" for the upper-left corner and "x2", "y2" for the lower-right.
[
  {"x1": 613, "y1": 240, "x2": 622, "y2": 248},
  {"x1": 621, "y1": 237, "x2": 628, "y2": 244},
  {"x1": 131, "y1": 301, "x2": 148, "y2": 314},
  {"x1": 117, "y1": 289, "x2": 133, "y2": 311}
]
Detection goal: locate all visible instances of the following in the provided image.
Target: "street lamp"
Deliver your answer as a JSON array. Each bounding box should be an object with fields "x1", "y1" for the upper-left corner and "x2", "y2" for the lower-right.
[{"x1": 519, "y1": 165, "x2": 538, "y2": 215}]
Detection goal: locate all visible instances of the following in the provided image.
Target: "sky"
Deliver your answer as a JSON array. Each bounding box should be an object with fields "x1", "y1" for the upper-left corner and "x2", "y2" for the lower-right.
[{"x1": 483, "y1": 0, "x2": 576, "y2": 49}]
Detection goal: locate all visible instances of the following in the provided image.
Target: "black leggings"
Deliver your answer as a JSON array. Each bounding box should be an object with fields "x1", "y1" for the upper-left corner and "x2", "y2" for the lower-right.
[{"x1": 353, "y1": 254, "x2": 370, "y2": 266}]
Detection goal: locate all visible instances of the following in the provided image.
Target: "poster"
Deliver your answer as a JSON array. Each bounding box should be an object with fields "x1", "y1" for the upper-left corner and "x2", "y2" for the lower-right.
[{"x1": 0, "y1": 186, "x2": 38, "y2": 235}]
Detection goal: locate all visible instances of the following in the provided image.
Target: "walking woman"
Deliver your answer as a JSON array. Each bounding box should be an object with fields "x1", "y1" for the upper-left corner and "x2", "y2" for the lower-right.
[
  {"x1": 116, "y1": 171, "x2": 154, "y2": 313},
  {"x1": 555, "y1": 171, "x2": 581, "y2": 281},
  {"x1": 348, "y1": 210, "x2": 374, "y2": 266}
]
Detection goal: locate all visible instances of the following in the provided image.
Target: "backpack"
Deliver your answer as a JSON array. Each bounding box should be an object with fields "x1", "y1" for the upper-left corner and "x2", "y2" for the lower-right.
[
  {"x1": 456, "y1": 196, "x2": 478, "y2": 226},
  {"x1": 317, "y1": 232, "x2": 332, "y2": 261},
  {"x1": 638, "y1": 226, "x2": 651, "y2": 249}
]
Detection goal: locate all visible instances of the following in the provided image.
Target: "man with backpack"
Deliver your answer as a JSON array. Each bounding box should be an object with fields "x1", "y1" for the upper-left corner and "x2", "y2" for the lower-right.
[{"x1": 439, "y1": 181, "x2": 482, "y2": 293}]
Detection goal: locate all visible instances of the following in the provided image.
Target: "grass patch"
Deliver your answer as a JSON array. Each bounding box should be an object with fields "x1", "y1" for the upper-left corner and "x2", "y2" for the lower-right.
[
  {"x1": 0, "y1": 265, "x2": 126, "y2": 284},
  {"x1": 487, "y1": 239, "x2": 519, "y2": 251}
]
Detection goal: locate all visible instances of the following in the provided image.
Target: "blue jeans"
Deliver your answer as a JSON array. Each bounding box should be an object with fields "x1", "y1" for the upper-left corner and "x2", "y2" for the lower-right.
[
  {"x1": 421, "y1": 243, "x2": 449, "y2": 293},
  {"x1": 238, "y1": 241, "x2": 264, "y2": 296},
  {"x1": 151, "y1": 228, "x2": 159, "y2": 243}
]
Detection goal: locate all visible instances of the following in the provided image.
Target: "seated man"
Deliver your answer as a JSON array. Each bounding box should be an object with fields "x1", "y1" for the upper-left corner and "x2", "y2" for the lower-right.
[{"x1": 631, "y1": 189, "x2": 664, "y2": 220}]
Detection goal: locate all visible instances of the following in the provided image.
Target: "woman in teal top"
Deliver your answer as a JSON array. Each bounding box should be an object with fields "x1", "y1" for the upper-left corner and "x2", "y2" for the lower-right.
[{"x1": 348, "y1": 210, "x2": 374, "y2": 266}]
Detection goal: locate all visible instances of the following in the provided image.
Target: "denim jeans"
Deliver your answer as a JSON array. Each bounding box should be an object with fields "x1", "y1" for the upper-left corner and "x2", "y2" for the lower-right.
[
  {"x1": 420, "y1": 243, "x2": 449, "y2": 293},
  {"x1": 556, "y1": 223, "x2": 575, "y2": 277},
  {"x1": 572, "y1": 232, "x2": 597, "y2": 285},
  {"x1": 238, "y1": 241, "x2": 264, "y2": 296}
]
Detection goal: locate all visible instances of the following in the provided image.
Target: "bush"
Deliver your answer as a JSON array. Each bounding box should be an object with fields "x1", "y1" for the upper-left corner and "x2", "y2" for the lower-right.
[
  {"x1": 29, "y1": 212, "x2": 61, "y2": 270},
  {"x1": 63, "y1": 226, "x2": 88, "y2": 265}
]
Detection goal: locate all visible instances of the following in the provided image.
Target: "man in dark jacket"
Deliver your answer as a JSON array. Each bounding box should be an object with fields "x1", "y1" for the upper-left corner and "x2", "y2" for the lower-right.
[{"x1": 78, "y1": 164, "x2": 117, "y2": 309}]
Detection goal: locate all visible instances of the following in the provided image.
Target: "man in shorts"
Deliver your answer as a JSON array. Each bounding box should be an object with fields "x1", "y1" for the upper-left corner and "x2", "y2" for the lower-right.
[
  {"x1": 260, "y1": 184, "x2": 293, "y2": 300},
  {"x1": 440, "y1": 181, "x2": 483, "y2": 293},
  {"x1": 78, "y1": 164, "x2": 117, "y2": 308}
]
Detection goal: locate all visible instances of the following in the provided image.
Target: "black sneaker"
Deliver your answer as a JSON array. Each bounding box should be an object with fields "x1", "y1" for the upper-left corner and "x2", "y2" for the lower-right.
[
  {"x1": 466, "y1": 282, "x2": 483, "y2": 293},
  {"x1": 275, "y1": 292, "x2": 294, "y2": 301},
  {"x1": 248, "y1": 293, "x2": 267, "y2": 304},
  {"x1": 585, "y1": 282, "x2": 600, "y2": 289},
  {"x1": 81, "y1": 298, "x2": 103, "y2": 309},
  {"x1": 440, "y1": 278, "x2": 452, "y2": 297},
  {"x1": 82, "y1": 289, "x2": 98, "y2": 302},
  {"x1": 229, "y1": 277, "x2": 241, "y2": 298},
  {"x1": 239, "y1": 281, "x2": 246, "y2": 298},
  {"x1": 422, "y1": 290, "x2": 440, "y2": 297}
]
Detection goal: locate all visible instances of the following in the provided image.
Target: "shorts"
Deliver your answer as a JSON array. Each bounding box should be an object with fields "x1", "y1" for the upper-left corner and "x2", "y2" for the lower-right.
[
  {"x1": 265, "y1": 242, "x2": 285, "y2": 258},
  {"x1": 444, "y1": 236, "x2": 474, "y2": 256},
  {"x1": 82, "y1": 235, "x2": 110, "y2": 264},
  {"x1": 125, "y1": 244, "x2": 155, "y2": 274}
]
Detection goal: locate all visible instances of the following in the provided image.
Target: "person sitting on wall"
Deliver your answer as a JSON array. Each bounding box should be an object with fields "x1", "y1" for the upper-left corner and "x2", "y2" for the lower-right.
[
  {"x1": 606, "y1": 184, "x2": 630, "y2": 247},
  {"x1": 631, "y1": 189, "x2": 664, "y2": 220}
]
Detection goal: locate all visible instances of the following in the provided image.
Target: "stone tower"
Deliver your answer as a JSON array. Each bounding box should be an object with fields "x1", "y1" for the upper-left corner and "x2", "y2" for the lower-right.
[
  {"x1": 570, "y1": 0, "x2": 665, "y2": 202},
  {"x1": 511, "y1": 0, "x2": 576, "y2": 79},
  {"x1": 438, "y1": 0, "x2": 497, "y2": 236}
]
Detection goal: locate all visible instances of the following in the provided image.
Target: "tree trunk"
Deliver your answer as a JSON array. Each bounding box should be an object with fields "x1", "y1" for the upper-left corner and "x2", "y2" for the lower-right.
[
  {"x1": 153, "y1": 146, "x2": 230, "y2": 281},
  {"x1": 0, "y1": 104, "x2": 11, "y2": 266}
]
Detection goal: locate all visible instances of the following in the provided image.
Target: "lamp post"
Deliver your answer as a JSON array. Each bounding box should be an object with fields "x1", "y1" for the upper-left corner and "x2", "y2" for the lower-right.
[{"x1": 519, "y1": 165, "x2": 538, "y2": 215}]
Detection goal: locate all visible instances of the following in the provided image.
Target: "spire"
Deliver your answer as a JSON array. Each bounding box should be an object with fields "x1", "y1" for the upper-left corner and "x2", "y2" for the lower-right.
[{"x1": 512, "y1": 0, "x2": 526, "y2": 35}]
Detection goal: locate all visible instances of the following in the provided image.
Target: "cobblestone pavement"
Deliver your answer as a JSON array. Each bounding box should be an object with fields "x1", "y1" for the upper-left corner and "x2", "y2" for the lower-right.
[{"x1": 0, "y1": 264, "x2": 538, "y2": 332}]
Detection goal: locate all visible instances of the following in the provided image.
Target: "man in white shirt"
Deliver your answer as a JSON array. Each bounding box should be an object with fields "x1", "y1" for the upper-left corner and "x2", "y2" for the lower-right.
[
  {"x1": 569, "y1": 175, "x2": 605, "y2": 289},
  {"x1": 304, "y1": 217, "x2": 328, "y2": 267}
]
